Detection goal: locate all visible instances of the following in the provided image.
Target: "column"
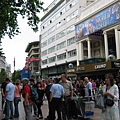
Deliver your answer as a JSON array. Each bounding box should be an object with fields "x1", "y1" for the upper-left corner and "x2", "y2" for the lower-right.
[
  {"x1": 103, "y1": 31, "x2": 109, "y2": 59},
  {"x1": 87, "y1": 38, "x2": 91, "y2": 58},
  {"x1": 100, "y1": 40, "x2": 103, "y2": 57},
  {"x1": 76, "y1": 42, "x2": 79, "y2": 66},
  {"x1": 79, "y1": 41, "x2": 83, "y2": 60},
  {"x1": 115, "y1": 27, "x2": 120, "y2": 59}
]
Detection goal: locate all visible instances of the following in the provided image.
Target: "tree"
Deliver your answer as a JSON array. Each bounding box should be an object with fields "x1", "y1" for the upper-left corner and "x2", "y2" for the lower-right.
[
  {"x1": 0, "y1": 68, "x2": 7, "y2": 83},
  {"x1": 0, "y1": 0, "x2": 45, "y2": 39},
  {"x1": 12, "y1": 70, "x2": 21, "y2": 82}
]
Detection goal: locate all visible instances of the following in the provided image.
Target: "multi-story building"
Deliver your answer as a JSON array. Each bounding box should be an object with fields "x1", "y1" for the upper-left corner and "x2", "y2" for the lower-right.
[
  {"x1": 66, "y1": 0, "x2": 120, "y2": 79},
  {"x1": 40, "y1": 0, "x2": 95, "y2": 79},
  {"x1": 25, "y1": 41, "x2": 40, "y2": 79}
]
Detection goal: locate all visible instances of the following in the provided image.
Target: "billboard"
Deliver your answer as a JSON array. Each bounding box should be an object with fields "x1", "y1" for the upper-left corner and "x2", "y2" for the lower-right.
[{"x1": 75, "y1": 2, "x2": 120, "y2": 40}]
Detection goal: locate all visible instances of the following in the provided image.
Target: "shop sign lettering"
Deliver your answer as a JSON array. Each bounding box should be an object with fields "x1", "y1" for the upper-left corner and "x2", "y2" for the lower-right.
[
  {"x1": 94, "y1": 64, "x2": 106, "y2": 70},
  {"x1": 67, "y1": 69, "x2": 75, "y2": 73},
  {"x1": 77, "y1": 67, "x2": 85, "y2": 71},
  {"x1": 114, "y1": 62, "x2": 120, "y2": 67}
]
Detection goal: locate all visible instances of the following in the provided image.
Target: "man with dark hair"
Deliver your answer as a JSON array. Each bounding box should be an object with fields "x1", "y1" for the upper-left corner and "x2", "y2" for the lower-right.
[
  {"x1": 2, "y1": 78, "x2": 15, "y2": 120},
  {"x1": 29, "y1": 79, "x2": 38, "y2": 118},
  {"x1": 60, "y1": 74, "x2": 74, "y2": 120},
  {"x1": 44, "y1": 79, "x2": 53, "y2": 120}
]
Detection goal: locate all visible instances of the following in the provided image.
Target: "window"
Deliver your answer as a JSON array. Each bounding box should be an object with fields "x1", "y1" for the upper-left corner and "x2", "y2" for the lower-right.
[
  {"x1": 48, "y1": 26, "x2": 56, "y2": 34},
  {"x1": 57, "y1": 53, "x2": 66, "y2": 61},
  {"x1": 48, "y1": 36, "x2": 56, "y2": 44},
  {"x1": 68, "y1": 49, "x2": 76, "y2": 57},
  {"x1": 41, "y1": 32, "x2": 48, "y2": 39},
  {"x1": 57, "y1": 41, "x2": 66, "y2": 50},
  {"x1": 66, "y1": 25, "x2": 74, "y2": 34},
  {"x1": 56, "y1": 30, "x2": 66, "y2": 40},
  {"x1": 42, "y1": 59, "x2": 47, "y2": 65},
  {"x1": 41, "y1": 50, "x2": 47, "y2": 57},
  {"x1": 67, "y1": 37, "x2": 76, "y2": 46},
  {"x1": 41, "y1": 41, "x2": 47, "y2": 48},
  {"x1": 48, "y1": 46, "x2": 55, "y2": 54},
  {"x1": 49, "y1": 56, "x2": 56, "y2": 63},
  {"x1": 66, "y1": 0, "x2": 77, "y2": 11}
]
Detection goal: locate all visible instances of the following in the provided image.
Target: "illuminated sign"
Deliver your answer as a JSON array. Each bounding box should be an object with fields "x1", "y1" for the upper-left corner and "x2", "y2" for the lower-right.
[{"x1": 94, "y1": 64, "x2": 106, "y2": 70}]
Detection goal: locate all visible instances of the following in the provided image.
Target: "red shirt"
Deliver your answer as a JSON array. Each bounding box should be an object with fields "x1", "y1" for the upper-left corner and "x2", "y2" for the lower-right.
[{"x1": 22, "y1": 85, "x2": 32, "y2": 103}]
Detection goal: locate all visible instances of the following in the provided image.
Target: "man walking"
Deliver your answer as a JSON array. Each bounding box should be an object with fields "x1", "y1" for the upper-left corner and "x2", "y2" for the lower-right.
[
  {"x1": 60, "y1": 74, "x2": 74, "y2": 120},
  {"x1": 2, "y1": 78, "x2": 15, "y2": 120}
]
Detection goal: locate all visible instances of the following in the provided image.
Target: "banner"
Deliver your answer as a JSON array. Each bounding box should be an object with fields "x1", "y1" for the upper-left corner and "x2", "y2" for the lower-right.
[
  {"x1": 75, "y1": 2, "x2": 120, "y2": 40},
  {"x1": 26, "y1": 57, "x2": 40, "y2": 63}
]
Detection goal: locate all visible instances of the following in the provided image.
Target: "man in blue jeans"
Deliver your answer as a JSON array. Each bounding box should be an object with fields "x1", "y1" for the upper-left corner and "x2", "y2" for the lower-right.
[{"x1": 2, "y1": 78, "x2": 15, "y2": 120}]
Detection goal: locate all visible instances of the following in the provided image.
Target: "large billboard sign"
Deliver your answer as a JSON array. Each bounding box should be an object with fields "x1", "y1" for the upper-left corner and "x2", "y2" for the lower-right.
[{"x1": 75, "y1": 2, "x2": 120, "y2": 40}]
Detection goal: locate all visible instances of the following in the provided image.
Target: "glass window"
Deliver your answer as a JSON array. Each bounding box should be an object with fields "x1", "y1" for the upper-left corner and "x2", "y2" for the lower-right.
[
  {"x1": 42, "y1": 59, "x2": 47, "y2": 65},
  {"x1": 41, "y1": 40, "x2": 47, "y2": 48},
  {"x1": 57, "y1": 53, "x2": 66, "y2": 61},
  {"x1": 66, "y1": 0, "x2": 77, "y2": 11},
  {"x1": 56, "y1": 30, "x2": 66, "y2": 40},
  {"x1": 41, "y1": 50, "x2": 47, "y2": 57},
  {"x1": 48, "y1": 46, "x2": 55, "y2": 54},
  {"x1": 66, "y1": 25, "x2": 74, "y2": 34},
  {"x1": 48, "y1": 36, "x2": 56, "y2": 44},
  {"x1": 57, "y1": 41, "x2": 66, "y2": 50},
  {"x1": 68, "y1": 49, "x2": 76, "y2": 57},
  {"x1": 67, "y1": 37, "x2": 76, "y2": 46},
  {"x1": 49, "y1": 56, "x2": 56, "y2": 63}
]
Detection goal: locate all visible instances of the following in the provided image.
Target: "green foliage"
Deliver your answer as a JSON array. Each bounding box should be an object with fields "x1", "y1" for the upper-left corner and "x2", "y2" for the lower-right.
[
  {"x1": 0, "y1": 0, "x2": 45, "y2": 39},
  {"x1": 12, "y1": 70, "x2": 21, "y2": 82},
  {"x1": 0, "y1": 68, "x2": 7, "y2": 83}
]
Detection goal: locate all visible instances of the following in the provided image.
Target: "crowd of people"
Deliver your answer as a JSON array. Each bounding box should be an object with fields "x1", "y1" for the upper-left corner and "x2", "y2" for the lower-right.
[{"x1": 0, "y1": 72, "x2": 120, "y2": 120}]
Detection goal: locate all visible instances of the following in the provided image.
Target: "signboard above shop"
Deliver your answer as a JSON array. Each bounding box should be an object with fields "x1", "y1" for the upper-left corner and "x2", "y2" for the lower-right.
[{"x1": 75, "y1": 2, "x2": 120, "y2": 40}]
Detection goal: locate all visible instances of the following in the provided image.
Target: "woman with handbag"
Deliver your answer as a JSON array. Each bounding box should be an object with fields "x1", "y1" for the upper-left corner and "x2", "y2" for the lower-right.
[{"x1": 100, "y1": 73, "x2": 119, "y2": 120}]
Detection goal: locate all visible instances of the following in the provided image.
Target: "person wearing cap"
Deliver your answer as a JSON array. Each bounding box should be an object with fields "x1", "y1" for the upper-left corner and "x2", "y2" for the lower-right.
[
  {"x1": 21, "y1": 78, "x2": 33, "y2": 120},
  {"x1": 14, "y1": 79, "x2": 22, "y2": 118},
  {"x1": 2, "y1": 78, "x2": 15, "y2": 120}
]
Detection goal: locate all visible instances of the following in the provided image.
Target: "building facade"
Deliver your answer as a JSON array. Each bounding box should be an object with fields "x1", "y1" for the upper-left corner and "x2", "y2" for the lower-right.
[
  {"x1": 69, "y1": 0, "x2": 120, "y2": 79},
  {"x1": 40, "y1": 0, "x2": 95, "y2": 79},
  {"x1": 25, "y1": 41, "x2": 40, "y2": 79}
]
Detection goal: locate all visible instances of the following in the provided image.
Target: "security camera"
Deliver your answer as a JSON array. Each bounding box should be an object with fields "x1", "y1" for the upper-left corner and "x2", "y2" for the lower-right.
[
  {"x1": 107, "y1": 54, "x2": 115, "y2": 60},
  {"x1": 68, "y1": 63, "x2": 73, "y2": 68}
]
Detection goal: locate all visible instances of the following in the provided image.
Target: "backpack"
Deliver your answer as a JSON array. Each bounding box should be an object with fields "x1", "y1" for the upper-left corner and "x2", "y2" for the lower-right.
[{"x1": 29, "y1": 85, "x2": 39, "y2": 101}]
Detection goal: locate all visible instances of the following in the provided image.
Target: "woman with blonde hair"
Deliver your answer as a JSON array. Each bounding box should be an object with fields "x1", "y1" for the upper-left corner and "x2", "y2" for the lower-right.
[{"x1": 14, "y1": 79, "x2": 22, "y2": 118}]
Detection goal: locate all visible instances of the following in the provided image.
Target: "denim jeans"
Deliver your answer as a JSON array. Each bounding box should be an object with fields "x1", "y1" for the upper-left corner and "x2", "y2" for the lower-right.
[
  {"x1": 5, "y1": 99, "x2": 14, "y2": 120},
  {"x1": 14, "y1": 97, "x2": 21, "y2": 117},
  {"x1": 33, "y1": 102, "x2": 38, "y2": 116}
]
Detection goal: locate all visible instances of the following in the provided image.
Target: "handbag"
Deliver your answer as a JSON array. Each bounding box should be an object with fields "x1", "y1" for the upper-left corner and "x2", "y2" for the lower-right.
[
  {"x1": 105, "y1": 86, "x2": 114, "y2": 107},
  {"x1": 106, "y1": 98, "x2": 114, "y2": 106},
  {"x1": 95, "y1": 94, "x2": 105, "y2": 109}
]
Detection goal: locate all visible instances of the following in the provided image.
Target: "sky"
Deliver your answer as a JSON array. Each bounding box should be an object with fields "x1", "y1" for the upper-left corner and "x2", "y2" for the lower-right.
[{"x1": 2, "y1": 0, "x2": 53, "y2": 73}]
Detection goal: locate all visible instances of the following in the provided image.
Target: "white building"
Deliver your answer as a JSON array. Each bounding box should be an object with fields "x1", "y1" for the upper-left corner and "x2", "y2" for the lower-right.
[{"x1": 40, "y1": 0, "x2": 95, "y2": 78}]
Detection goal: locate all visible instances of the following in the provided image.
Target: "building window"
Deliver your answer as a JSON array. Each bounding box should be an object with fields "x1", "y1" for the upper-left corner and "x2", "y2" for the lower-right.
[
  {"x1": 48, "y1": 36, "x2": 56, "y2": 44},
  {"x1": 57, "y1": 41, "x2": 66, "y2": 50},
  {"x1": 67, "y1": 37, "x2": 76, "y2": 46},
  {"x1": 56, "y1": 30, "x2": 66, "y2": 40},
  {"x1": 68, "y1": 49, "x2": 76, "y2": 57},
  {"x1": 41, "y1": 50, "x2": 47, "y2": 57},
  {"x1": 42, "y1": 59, "x2": 47, "y2": 65},
  {"x1": 41, "y1": 40, "x2": 47, "y2": 48},
  {"x1": 48, "y1": 46, "x2": 55, "y2": 54},
  {"x1": 66, "y1": 0, "x2": 77, "y2": 11},
  {"x1": 66, "y1": 25, "x2": 74, "y2": 34},
  {"x1": 49, "y1": 56, "x2": 56, "y2": 63},
  {"x1": 57, "y1": 53, "x2": 66, "y2": 61}
]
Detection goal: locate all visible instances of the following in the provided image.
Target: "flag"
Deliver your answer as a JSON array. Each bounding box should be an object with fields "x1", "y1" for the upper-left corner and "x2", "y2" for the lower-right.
[{"x1": 14, "y1": 57, "x2": 15, "y2": 67}]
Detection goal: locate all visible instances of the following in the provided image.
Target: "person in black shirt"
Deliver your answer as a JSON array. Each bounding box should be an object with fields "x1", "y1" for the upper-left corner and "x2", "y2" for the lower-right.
[
  {"x1": 44, "y1": 79, "x2": 53, "y2": 120},
  {"x1": 1, "y1": 80, "x2": 7, "y2": 110}
]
